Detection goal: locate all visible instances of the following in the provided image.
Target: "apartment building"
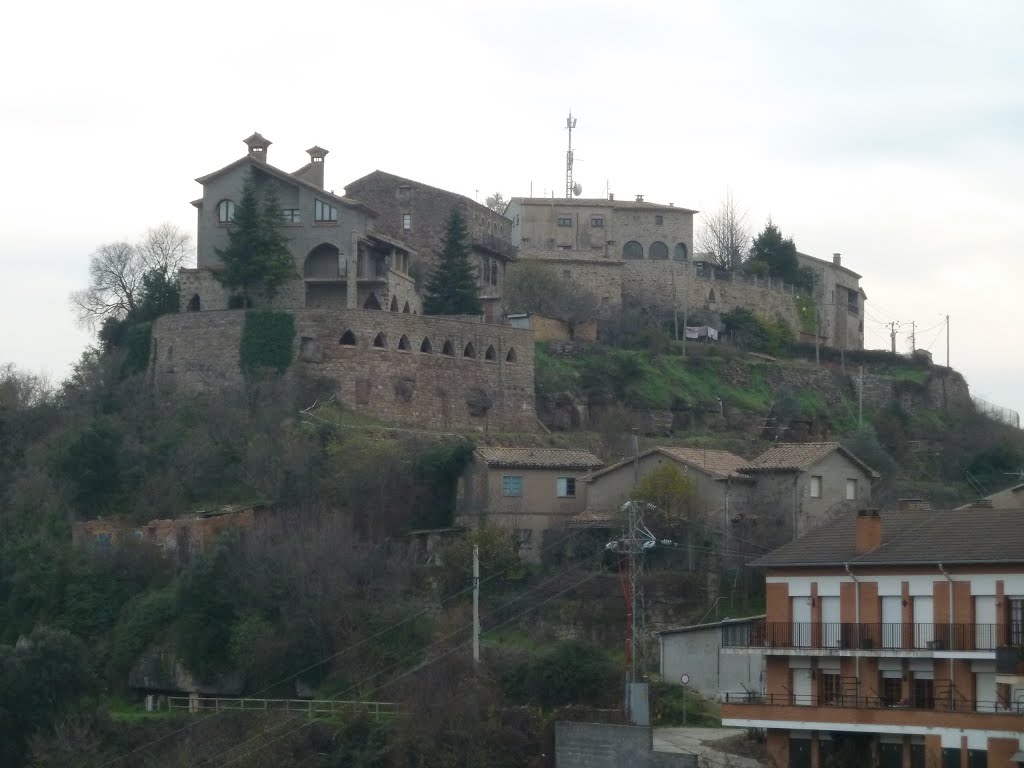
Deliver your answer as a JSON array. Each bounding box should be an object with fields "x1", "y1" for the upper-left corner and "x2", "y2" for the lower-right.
[{"x1": 720, "y1": 505, "x2": 1024, "y2": 768}]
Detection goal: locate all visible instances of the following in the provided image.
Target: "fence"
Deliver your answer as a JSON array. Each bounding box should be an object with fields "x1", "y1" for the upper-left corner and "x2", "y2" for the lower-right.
[
  {"x1": 723, "y1": 691, "x2": 1024, "y2": 714},
  {"x1": 973, "y1": 395, "x2": 1020, "y2": 429},
  {"x1": 722, "y1": 621, "x2": 1003, "y2": 651},
  {"x1": 166, "y1": 696, "x2": 398, "y2": 720}
]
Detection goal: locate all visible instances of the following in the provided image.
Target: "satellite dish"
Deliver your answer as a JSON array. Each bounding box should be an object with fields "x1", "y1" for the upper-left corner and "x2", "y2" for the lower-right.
[{"x1": 572, "y1": 183, "x2": 583, "y2": 196}]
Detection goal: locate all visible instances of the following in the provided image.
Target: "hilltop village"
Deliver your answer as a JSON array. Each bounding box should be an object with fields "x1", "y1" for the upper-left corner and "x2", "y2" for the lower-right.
[{"x1": 4, "y1": 132, "x2": 1021, "y2": 768}]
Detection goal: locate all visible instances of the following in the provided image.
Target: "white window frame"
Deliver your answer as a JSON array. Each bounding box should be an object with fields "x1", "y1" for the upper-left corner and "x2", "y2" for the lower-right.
[
  {"x1": 846, "y1": 478, "x2": 858, "y2": 500},
  {"x1": 810, "y1": 475, "x2": 823, "y2": 499},
  {"x1": 556, "y1": 477, "x2": 576, "y2": 498}
]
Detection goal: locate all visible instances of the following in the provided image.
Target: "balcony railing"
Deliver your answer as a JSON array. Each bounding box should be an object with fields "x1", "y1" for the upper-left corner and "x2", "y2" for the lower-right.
[
  {"x1": 723, "y1": 621, "x2": 1002, "y2": 651},
  {"x1": 474, "y1": 234, "x2": 515, "y2": 260},
  {"x1": 723, "y1": 691, "x2": 1023, "y2": 715}
]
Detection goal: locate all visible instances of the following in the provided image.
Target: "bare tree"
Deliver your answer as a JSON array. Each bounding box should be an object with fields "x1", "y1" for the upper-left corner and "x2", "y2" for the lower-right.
[
  {"x1": 69, "y1": 222, "x2": 193, "y2": 328},
  {"x1": 484, "y1": 192, "x2": 506, "y2": 214},
  {"x1": 697, "y1": 190, "x2": 751, "y2": 270}
]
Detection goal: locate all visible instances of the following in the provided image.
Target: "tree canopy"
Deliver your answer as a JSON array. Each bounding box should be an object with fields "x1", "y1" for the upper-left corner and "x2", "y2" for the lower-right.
[
  {"x1": 214, "y1": 174, "x2": 297, "y2": 305},
  {"x1": 423, "y1": 209, "x2": 483, "y2": 316},
  {"x1": 747, "y1": 220, "x2": 813, "y2": 292},
  {"x1": 503, "y1": 260, "x2": 599, "y2": 334},
  {"x1": 697, "y1": 190, "x2": 750, "y2": 270}
]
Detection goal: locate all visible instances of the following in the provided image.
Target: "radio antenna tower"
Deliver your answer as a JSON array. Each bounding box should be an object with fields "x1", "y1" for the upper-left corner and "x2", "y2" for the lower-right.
[{"x1": 565, "y1": 111, "x2": 578, "y2": 199}]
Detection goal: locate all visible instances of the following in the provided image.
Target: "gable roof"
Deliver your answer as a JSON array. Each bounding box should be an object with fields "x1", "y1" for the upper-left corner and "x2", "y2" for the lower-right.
[
  {"x1": 741, "y1": 442, "x2": 879, "y2": 478},
  {"x1": 582, "y1": 446, "x2": 751, "y2": 484},
  {"x1": 195, "y1": 155, "x2": 376, "y2": 216},
  {"x1": 752, "y1": 507, "x2": 1024, "y2": 568},
  {"x1": 475, "y1": 447, "x2": 603, "y2": 471},
  {"x1": 345, "y1": 169, "x2": 503, "y2": 219}
]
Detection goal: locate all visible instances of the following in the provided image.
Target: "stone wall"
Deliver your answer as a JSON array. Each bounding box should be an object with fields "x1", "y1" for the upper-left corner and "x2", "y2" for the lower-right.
[
  {"x1": 555, "y1": 722, "x2": 696, "y2": 768},
  {"x1": 150, "y1": 309, "x2": 537, "y2": 433}
]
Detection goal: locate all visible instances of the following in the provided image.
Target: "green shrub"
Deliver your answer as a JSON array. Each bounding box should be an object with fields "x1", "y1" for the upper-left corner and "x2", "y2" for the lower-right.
[
  {"x1": 501, "y1": 640, "x2": 618, "y2": 709},
  {"x1": 240, "y1": 310, "x2": 295, "y2": 375}
]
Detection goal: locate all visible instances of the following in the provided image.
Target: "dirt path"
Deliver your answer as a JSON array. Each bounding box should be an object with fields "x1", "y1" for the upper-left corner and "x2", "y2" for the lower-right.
[{"x1": 653, "y1": 727, "x2": 766, "y2": 767}]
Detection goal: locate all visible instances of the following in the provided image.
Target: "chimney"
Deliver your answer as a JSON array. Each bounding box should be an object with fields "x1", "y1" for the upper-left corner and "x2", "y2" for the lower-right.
[
  {"x1": 832, "y1": 252, "x2": 842, "y2": 266},
  {"x1": 855, "y1": 509, "x2": 882, "y2": 554},
  {"x1": 608, "y1": 193, "x2": 614, "y2": 201},
  {"x1": 305, "y1": 145, "x2": 328, "y2": 189},
  {"x1": 635, "y1": 194, "x2": 644, "y2": 202},
  {"x1": 243, "y1": 132, "x2": 271, "y2": 163},
  {"x1": 897, "y1": 498, "x2": 931, "y2": 512}
]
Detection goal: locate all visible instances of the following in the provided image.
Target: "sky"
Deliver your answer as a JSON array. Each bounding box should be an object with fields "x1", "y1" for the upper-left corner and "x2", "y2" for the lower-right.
[{"x1": 2, "y1": 0, "x2": 1022, "y2": 414}]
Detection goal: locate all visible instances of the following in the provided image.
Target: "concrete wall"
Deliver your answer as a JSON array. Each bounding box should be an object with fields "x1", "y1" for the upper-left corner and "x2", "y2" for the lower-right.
[
  {"x1": 150, "y1": 309, "x2": 537, "y2": 433},
  {"x1": 555, "y1": 722, "x2": 696, "y2": 768},
  {"x1": 660, "y1": 626, "x2": 765, "y2": 701},
  {"x1": 457, "y1": 459, "x2": 587, "y2": 561}
]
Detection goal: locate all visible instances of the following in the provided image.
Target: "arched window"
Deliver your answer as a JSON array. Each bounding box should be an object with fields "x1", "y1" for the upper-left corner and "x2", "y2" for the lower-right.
[
  {"x1": 506, "y1": 347, "x2": 517, "y2": 363},
  {"x1": 484, "y1": 345, "x2": 497, "y2": 361},
  {"x1": 363, "y1": 293, "x2": 382, "y2": 310},
  {"x1": 398, "y1": 335, "x2": 411, "y2": 351},
  {"x1": 217, "y1": 199, "x2": 235, "y2": 223},
  {"x1": 420, "y1": 337, "x2": 433, "y2": 353},
  {"x1": 390, "y1": 296, "x2": 399, "y2": 311},
  {"x1": 186, "y1": 294, "x2": 201, "y2": 312},
  {"x1": 463, "y1": 342, "x2": 476, "y2": 358},
  {"x1": 622, "y1": 241, "x2": 643, "y2": 260},
  {"x1": 442, "y1": 340, "x2": 455, "y2": 356},
  {"x1": 708, "y1": 288, "x2": 716, "y2": 303},
  {"x1": 649, "y1": 241, "x2": 669, "y2": 260},
  {"x1": 674, "y1": 242, "x2": 689, "y2": 261},
  {"x1": 339, "y1": 330, "x2": 357, "y2": 346},
  {"x1": 402, "y1": 301, "x2": 411, "y2": 314},
  {"x1": 373, "y1": 332, "x2": 386, "y2": 348},
  {"x1": 304, "y1": 243, "x2": 341, "y2": 278}
]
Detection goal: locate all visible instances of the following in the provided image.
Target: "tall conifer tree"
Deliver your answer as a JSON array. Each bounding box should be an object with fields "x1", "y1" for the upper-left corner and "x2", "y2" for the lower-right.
[{"x1": 423, "y1": 209, "x2": 483, "y2": 316}]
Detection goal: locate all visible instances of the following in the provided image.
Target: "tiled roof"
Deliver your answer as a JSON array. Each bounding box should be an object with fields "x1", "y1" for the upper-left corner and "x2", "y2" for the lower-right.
[
  {"x1": 581, "y1": 446, "x2": 751, "y2": 483},
  {"x1": 510, "y1": 197, "x2": 698, "y2": 214},
  {"x1": 475, "y1": 447, "x2": 604, "y2": 471},
  {"x1": 659, "y1": 615, "x2": 766, "y2": 636},
  {"x1": 741, "y1": 442, "x2": 879, "y2": 478},
  {"x1": 752, "y1": 508, "x2": 1024, "y2": 567}
]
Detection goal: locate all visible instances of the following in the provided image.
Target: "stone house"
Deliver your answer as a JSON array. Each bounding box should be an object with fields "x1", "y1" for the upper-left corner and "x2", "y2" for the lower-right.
[
  {"x1": 343, "y1": 170, "x2": 516, "y2": 322},
  {"x1": 506, "y1": 312, "x2": 598, "y2": 342},
  {"x1": 795, "y1": 251, "x2": 867, "y2": 350},
  {"x1": 737, "y1": 442, "x2": 879, "y2": 543},
  {"x1": 182, "y1": 133, "x2": 420, "y2": 315},
  {"x1": 456, "y1": 447, "x2": 604, "y2": 562}
]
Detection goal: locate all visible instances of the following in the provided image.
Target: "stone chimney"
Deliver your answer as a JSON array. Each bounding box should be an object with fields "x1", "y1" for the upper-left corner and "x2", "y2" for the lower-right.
[
  {"x1": 608, "y1": 193, "x2": 614, "y2": 201},
  {"x1": 305, "y1": 146, "x2": 329, "y2": 189},
  {"x1": 243, "y1": 132, "x2": 271, "y2": 163},
  {"x1": 833, "y1": 252, "x2": 842, "y2": 266},
  {"x1": 897, "y1": 498, "x2": 932, "y2": 512},
  {"x1": 635, "y1": 194, "x2": 644, "y2": 202},
  {"x1": 855, "y1": 509, "x2": 882, "y2": 554}
]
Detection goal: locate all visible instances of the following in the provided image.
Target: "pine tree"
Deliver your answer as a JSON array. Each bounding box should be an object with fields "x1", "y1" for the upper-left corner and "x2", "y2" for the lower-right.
[
  {"x1": 215, "y1": 174, "x2": 297, "y2": 305},
  {"x1": 423, "y1": 209, "x2": 483, "y2": 316}
]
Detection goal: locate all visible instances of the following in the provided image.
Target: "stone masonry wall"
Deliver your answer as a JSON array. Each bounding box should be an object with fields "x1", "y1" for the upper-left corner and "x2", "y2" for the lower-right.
[{"x1": 151, "y1": 309, "x2": 537, "y2": 433}]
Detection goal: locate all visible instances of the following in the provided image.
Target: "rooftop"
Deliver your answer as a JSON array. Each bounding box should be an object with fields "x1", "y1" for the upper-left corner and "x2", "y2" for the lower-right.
[
  {"x1": 741, "y1": 442, "x2": 879, "y2": 478},
  {"x1": 511, "y1": 197, "x2": 698, "y2": 214},
  {"x1": 475, "y1": 447, "x2": 604, "y2": 471},
  {"x1": 582, "y1": 446, "x2": 752, "y2": 484},
  {"x1": 752, "y1": 507, "x2": 1024, "y2": 568},
  {"x1": 659, "y1": 615, "x2": 766, "y2": 636}
]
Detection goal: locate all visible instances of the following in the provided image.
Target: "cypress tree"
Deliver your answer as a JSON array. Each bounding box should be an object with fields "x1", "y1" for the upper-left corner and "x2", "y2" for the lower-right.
[{"x1": 423, "y1": 209, "x2": 483, "y2": 316}]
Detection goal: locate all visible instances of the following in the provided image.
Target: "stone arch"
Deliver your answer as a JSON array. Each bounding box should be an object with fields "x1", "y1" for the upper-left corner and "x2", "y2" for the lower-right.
[
  {"x1": 622, "y1": 241, "x2": 643, "y2": 260},
  {"x1": 390, "y1": 296, "x2": 399, "y2": 312},
  {"x1": 708, "y1": 288, "x2": 716, "y2": 303},
  {"x1": 674, "y1": 242, "x2": 689, "y2": 260},
  {"x1": 420, "y1": 337, "x2": 433, "y2": 353},
  {"x1": 339, "y1": 329, "x2": 357, "y2": 346},
  {"x1": 442, "y1": 340, "x2": 455, "y2": 356},
  {"x1": 363, "y1": 293, "x2": 382, "y2": 310},
  {"x1": 373, "y1": 332, "x2": 387, "y2": 348},
  {"x1": 304, "y1": 243, "x2": 341, "y2": 278},
  {"x1": 186, "y1": 293, "x2": 201, "y2": 312},
  {"x1": 484, "y1": 344, "x2": 497, "y2": 361},
  {"x1": 649, "y1": 241, "x2": 668, "y2": 260},
  {"x1": 402, "y1": 301, "x2": 411, "y2": 314},
  {"x1": 506, "y1": 347, "x2": 518, "y2": 363},
  {"x1": 398, "y1": 334, "x2": 411, "y2": 351},
  {"x1": 463, "y1": 342, "x2": 476, "y2": 358}
]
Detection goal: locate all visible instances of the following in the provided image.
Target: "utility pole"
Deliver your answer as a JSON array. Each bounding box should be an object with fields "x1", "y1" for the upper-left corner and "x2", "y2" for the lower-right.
[
  {"x1": 813, "y1": 272, "x2": 820, "y2": 366},
  {"x1": 946, "y1": 315, "x2": 950, "y2": 368},
  {"x1": 472, "y1": 544, "x2": 480, "y2": 664},
  {"x1": 628, "y1": 430, "x2": 640, "y2": 684},
  {"x1": 858, "y1": 366, "x2": 864, "y2": 428},
  {"x1": 887, "y1": 321, "x2": 900, "y2": 354},
  {"x1": 910, "y1": 321, "x2": 916, "y2": 352}
]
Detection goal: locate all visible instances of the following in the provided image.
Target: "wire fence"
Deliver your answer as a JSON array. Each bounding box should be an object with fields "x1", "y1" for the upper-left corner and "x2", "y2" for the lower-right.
[{"x1": 973, "y1": 395, "x2": 1020, "y2": 429}]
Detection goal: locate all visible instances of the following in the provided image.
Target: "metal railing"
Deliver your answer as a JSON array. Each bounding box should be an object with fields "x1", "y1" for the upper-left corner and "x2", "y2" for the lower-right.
[
  {"x1": 167, "y1": 696, "x2": 398, "y2": 720},
  {"x1": 723, "y1": 691, "x2": 1024, "y2": 714},
  {"x1": 722, "y1": 621, "x2": 1003, "y2": 651}
]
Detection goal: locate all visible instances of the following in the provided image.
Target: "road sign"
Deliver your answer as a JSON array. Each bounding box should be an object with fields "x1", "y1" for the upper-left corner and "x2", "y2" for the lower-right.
[{"x1": 680, "y1": 673, "x2": 690, "y2": 685}]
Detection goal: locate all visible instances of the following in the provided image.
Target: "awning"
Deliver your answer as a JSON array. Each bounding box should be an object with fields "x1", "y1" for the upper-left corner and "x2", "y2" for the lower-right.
[{"x1": 1009, "y1": 751, "x2": 1024, "y2": 765}]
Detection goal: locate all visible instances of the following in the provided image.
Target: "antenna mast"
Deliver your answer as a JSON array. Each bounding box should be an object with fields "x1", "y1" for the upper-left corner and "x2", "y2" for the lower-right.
[{"x1": 565, "y1": 111, "x2": 577, "y2": 199}]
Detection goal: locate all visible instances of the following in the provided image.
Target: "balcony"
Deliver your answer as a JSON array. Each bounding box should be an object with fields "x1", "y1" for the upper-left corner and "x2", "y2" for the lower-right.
[
  {"x1": 721, "y1": 692, "x2": 1023, "y2": 732},
  {"x1": 722, "y1": 621, "x2": 1002, "y2": 655},
  {"x1": 473, "y1": 234, "x2": 515, "y2": 260}
]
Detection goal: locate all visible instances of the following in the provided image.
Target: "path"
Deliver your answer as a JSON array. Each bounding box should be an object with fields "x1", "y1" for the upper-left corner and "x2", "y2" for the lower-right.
[{"x1": 654, "y1": 727, "x2": 766, "y2": 768}]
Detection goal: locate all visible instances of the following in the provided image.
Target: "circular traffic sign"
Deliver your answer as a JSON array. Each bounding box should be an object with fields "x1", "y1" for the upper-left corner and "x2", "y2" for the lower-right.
[{"x1": 680, "y1": 673, "x2": 690, "y2": 685}]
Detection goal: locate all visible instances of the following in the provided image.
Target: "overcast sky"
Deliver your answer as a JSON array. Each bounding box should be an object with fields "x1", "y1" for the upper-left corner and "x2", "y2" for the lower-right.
[{"x1": 2, "y1": 0, "x2": 1022, "y2": 415}]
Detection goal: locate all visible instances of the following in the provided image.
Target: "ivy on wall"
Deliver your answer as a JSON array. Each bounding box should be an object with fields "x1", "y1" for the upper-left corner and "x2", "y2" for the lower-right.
[
  {"x1": 240, "y1": 311, "x2": 296, "y2": 375},
  {"x1": 794, "y1": 294, "x2": 817, "y2": 334}
]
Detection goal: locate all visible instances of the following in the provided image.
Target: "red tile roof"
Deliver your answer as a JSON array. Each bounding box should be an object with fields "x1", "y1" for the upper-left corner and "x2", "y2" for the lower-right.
[{"x1": 475, "y1": 447, "x2": 604, "y2": 471}]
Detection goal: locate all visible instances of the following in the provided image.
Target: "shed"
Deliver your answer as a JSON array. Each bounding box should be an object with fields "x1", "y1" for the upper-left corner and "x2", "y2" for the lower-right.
[{"x1": 658, "y1": 615, "x2": 765, "y2": 701}]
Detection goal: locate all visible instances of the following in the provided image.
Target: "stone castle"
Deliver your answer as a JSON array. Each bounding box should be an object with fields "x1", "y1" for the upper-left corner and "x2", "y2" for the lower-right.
[{"x1": 152, "y1": 133, "x2": 869, "y2": 432}]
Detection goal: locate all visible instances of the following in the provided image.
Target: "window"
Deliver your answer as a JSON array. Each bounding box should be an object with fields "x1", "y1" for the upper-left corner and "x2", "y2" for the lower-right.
[
  {"x1": 502, "y1": 475, "x2": 522, "y2": 497},
  {"x1": 557, "y1": 477, "x2": 576, "y2": 498},
  {"x1": 315, "y1": 198, "x2": 338, "y2": 222},
  {"x1": 217, "y1": 199, "x2": 235, "y2": 223},
  {"x1": 912, "y1": 678, "x2": 934, "y2": 709},
  {"x1": 649, "y1": 241, "x2": 668, "y2": 260},
  {"x1": 810, "y1": 475, "x2": 823, "y2": 498},
  {"x1": 591, "y1": 216, "x2": 604, "y2": 227},
  {"x1": 655, "y1": 214, "x2": 664, "y2": 225},
  {"x1": 674, "y1": 242, "x2": 689, "y2": 260},
  {"x1": 846, "y1": 478, "x2": 858, "y2": 500},
  {"x1": 881, "y1": 676, "x2": 903, "y2": 707},
  {"x1": 557, "y1": 216, "x2": 572, "y2": 227},
  {"x1": 622, "y1": 241, "x2": 643, "y2": 260},
  {"x1": 397, "y1": 185, "x2": 411, "y2": 203},
  {"x1": 280, "y1": 208, "x2": 300, "y2": 224},
  {"x1": 403, "y1": 213, "x2": 411, "y2": 230},
  {"x1": 821, "y1": 673, "x2": 842, "y2": 705},
  {"x1": 562, "y1": 269, "x2": 571, "y2": 280},
  {"x1": 1010, "y1": 598, "x2": 1023, "y2": 645}
]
